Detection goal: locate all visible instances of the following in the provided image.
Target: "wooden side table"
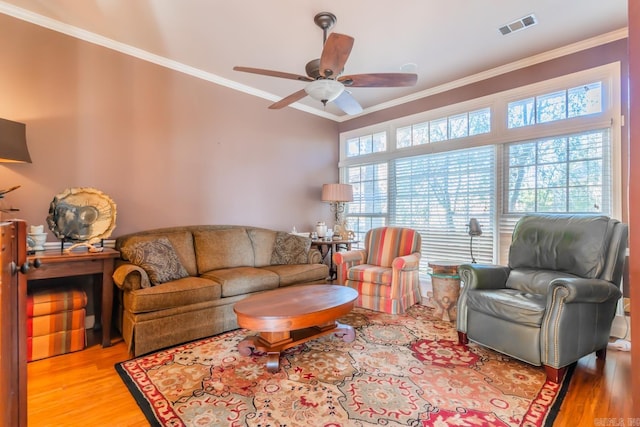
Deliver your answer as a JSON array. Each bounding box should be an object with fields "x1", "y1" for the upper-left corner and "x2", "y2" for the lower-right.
[
  {"x1": 311, "y1": 239, "x2": 357, "y2": 279},
  {"x1": 428, "y1": 261, "x2": 463, "y2": 322},
  {"x1": 26, "y1": 248, "x2": 120, "y2": 348}
]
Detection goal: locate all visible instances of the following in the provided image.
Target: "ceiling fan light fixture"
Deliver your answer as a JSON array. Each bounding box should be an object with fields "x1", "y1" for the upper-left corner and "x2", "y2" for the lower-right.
[{"x1": 305, "y1": 79, "x2": 344, "y2": 104}]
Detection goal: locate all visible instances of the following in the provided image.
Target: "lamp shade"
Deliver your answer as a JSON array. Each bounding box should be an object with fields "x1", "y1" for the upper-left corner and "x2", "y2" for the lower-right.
[
  {"x1": 468, "y1": 218, "x2": 483, "y2": 236},
  {"x1": 0, "y1": 118, "x2": 31, "y2": 163},
  {"x1": 322, "y1": 183, "x2": 353, "y2": 202},
  {"x1": 305, "y1": 79, "x2": 344, "y2": 103}
]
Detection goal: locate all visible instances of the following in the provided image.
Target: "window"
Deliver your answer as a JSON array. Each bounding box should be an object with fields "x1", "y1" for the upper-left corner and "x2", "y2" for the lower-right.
[
  {"x1": 340, "y1": 63, "x2": 620, "y2": 268},
  {"x1": 394, "y1": 146, "x2": 495, "y2": 272},
  {"x1": 346, "y1": 132, "x2": 387, "y2": 157},
  {"x1": 507, "y1": 81, "x2": 603, "y2": 128},
  {"x1": 506, "y1": 129, "x2": 610, "y2": 214},
  {"x1": 346, "y1": 163, "x2": 388, "y2": 243},
  {"x1": 396, "y1": 107, "x2": 490, "y2": 149}
]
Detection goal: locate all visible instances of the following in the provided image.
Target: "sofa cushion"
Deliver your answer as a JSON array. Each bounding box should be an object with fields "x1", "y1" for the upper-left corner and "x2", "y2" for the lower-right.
[
  {"x1": 247, "y1": 228, "x2": 277, "y2": 267},
  {"x1": 466, "y1": 288, "x2": 546, "y2": 328},
  {"x1": 119, "y1": 231, "x2": 197, "y2": 277},
  {"x1": 270, "y1": 232, "x2": 311, "y2": 265},
  {"x1": 347, "y1": 264, "x2": 392, "y2": 286},
  {"x1": 261, "y1": 264, "x2": 328, "y2": 286},
  {"x1": 120, "y1": 237, "x2": 189, "y2": 285},
  {"x1": 123, "y1": 276, "x2": 221, "y2": 313},
  {"x1": 200, "y1": 267, "x2": 279, "y2": 297},
  {"x1": 193, "y1": 228, "x2": 254, "y2": 273}
]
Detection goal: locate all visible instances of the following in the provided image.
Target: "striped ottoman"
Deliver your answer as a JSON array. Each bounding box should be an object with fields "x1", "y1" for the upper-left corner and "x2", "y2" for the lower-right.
[{"x1": 27, "y1": 287, "x2": 87, "y2": 361}]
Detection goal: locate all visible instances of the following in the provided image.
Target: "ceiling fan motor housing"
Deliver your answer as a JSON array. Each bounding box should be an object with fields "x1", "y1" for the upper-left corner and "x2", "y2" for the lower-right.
[{"x1": 305, "y1": 59, "x2": 322, "y2": 80}]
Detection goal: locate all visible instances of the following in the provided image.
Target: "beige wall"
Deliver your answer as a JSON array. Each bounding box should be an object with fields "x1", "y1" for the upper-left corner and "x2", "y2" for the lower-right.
[{"x1": 0, "y1": 14, "x2": 340, "y2": 237}]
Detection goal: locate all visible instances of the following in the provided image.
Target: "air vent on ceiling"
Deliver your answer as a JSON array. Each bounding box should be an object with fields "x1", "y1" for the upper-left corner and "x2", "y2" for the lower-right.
[{"x1": 499, "y1": 14, "x2": 537, "y2": 35}]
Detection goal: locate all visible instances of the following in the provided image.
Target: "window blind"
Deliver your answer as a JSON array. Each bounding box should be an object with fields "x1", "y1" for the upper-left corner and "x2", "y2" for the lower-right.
[{"x1": 393, "y1": 145, "x2": 495, "y2": 275}]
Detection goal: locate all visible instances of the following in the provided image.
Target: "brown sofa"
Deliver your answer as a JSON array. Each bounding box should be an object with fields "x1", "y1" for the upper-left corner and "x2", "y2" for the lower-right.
[{"x1": 112, "y1": 225, "x2": 329, "y2": 356}]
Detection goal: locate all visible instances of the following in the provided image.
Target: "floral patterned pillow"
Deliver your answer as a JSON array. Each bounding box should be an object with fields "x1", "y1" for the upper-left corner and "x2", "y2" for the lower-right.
[
  {"x1": 121, "y1": 237, "x2": 189, "y2": 285},
  {"x1": 270, "y1": 232, "x2": 311, "y2": 265}
]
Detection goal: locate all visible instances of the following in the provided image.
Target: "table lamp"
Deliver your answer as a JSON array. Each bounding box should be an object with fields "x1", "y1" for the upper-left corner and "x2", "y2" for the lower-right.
[
  {"x1": 467, "y1": 218, "x2": 482, "y2": 263},
  {"x1": 0, "y1": 118, "x2": 32, "y2": 163},
  {"x1": 321, "y1": 183, "x2": 353, "y2": 239}
]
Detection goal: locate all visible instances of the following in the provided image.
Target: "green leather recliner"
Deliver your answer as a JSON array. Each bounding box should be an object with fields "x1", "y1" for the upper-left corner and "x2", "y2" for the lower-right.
[{"x1": 456, "y1": 214, "x2": 628, "y2": 383}]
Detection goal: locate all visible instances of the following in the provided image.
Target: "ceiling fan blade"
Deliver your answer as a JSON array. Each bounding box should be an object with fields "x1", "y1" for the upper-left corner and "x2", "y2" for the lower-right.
[
  {"x1": 339, "y1": 73, "x2": 418, "y2": 87},
  {"x1": 268, "y1": 89, "x2": 308, "y2": 109},
  {"x1": 319, "y1": 33, "x2": 354, "y2": 78},
  {"x1": 333, "y1": 91, "x2": 363, "y2": 115},
  {"x1": 234, "y1": 66, "x2": 313, "y2": 82}
]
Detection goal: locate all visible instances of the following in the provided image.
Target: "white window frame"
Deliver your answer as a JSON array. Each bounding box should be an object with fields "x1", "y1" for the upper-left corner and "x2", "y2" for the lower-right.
[{"x1": 339, "y1": 62, "x2": 622, "y2": 265}]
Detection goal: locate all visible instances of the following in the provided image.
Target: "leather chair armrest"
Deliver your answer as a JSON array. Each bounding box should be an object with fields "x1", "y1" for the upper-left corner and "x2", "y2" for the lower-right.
[
  {"x1": 457, "y1": 264, "x2": 510, "y2": 335},
  {"x1": 548, "y1": 278, "x2": 622, "y2": 304},
  {"x1": 458, "y1": 263, "x2": 511, "y2": 290},
  {"x1": 392, "y1": 252, "x2": 421, "y2": 270},
  {"x1": 112, "y1": 263, "x2": 151, "y2": 291},
  {"x1": 542, "y1": 278, "x2": 622, "y2": 368}
]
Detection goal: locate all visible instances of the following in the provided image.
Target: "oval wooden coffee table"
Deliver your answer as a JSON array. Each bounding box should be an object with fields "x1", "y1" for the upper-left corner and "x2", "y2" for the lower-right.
[{"x1": 233, "y1": 284, "x2": 358, "y2": 372}]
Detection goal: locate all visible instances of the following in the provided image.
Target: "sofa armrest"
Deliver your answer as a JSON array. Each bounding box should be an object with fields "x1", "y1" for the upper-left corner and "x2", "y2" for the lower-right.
[
  {"x1": 112, "y1": 263, "x2": 151, "y2": 291},
  {"x1": 333, "y1": 249, "x2": 367, "y2": 285},
  {"x1": 308, "y1": 248, "x2": 323, "y2": 264}
]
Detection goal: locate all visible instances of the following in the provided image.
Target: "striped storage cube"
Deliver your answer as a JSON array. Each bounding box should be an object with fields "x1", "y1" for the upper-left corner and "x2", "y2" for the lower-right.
[{"x1": 26, "y1": 287, "x2": 87, "y2": 361}]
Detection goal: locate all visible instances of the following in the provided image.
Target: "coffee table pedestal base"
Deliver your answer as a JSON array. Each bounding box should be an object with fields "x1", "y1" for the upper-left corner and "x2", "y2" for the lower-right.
[{"x1": 238, "y1": 321, "x2": 355, "y2": 373}]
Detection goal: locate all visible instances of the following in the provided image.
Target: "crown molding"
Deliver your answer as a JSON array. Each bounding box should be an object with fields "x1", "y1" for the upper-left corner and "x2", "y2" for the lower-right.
[{"x1": 338, "y1": 27, "x2": 629, "y2": 123}]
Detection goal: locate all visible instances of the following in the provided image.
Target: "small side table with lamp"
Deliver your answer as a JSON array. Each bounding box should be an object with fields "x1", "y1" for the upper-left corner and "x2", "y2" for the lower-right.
[{"x1": 319, "y1": 183, "x2": 356, "y2": 279}]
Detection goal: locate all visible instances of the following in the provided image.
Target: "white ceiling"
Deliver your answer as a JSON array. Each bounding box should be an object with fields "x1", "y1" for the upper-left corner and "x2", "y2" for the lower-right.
[{"x1": 0, "y1": 0, "x2": 628, "y2": 121}]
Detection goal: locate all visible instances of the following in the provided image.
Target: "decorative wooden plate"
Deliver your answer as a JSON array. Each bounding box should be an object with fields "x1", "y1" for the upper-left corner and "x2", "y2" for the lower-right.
[{"x1": 46, "y1": 187, "x2": 117, "y2": 244}]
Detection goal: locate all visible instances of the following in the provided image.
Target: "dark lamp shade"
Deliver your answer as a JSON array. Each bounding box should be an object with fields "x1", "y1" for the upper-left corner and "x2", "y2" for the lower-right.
[
  {"x1": 0, "y1": 118, "x2": 32, "y2": 163},
  {"x1": 468, "y1": 218, "x2": 483, "y2": 236},
  {"x1": 322, "y1": 183, "x2": 353, "y2": 202}
]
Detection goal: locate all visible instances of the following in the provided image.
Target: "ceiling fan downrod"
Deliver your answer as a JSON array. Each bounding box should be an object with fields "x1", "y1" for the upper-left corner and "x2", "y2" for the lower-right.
[{"x1": 314, "y1": 12, "x2": 337, "y2": 46}]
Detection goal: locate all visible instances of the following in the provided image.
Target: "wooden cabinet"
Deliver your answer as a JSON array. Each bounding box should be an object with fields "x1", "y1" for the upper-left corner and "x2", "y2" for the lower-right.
[{"x1": 0, "y1": 220, "x2": 28, "y2": 427}]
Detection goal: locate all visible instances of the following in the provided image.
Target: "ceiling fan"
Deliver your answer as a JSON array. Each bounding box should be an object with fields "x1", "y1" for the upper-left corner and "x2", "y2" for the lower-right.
[{"x1": 233, "y1": 12, "x2": 418, "y2": 115}]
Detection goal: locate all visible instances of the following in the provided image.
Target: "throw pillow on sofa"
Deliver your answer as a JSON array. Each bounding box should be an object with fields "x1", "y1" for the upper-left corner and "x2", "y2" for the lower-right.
[
  {"x1": 271, "y1": 232, "x2": 311, "y2": 265},
  {"x1": 120, "y1": 237, "x2": 189, "y2": 285}
]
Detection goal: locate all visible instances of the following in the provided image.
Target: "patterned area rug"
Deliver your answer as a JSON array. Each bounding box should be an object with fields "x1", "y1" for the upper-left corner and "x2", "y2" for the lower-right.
[{"x1": 115, "y1": 305, "x2": 572, "y2": 426}]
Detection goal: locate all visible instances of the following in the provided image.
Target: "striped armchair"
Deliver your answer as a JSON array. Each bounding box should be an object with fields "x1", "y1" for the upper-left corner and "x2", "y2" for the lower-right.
[{"x1": 333, "y1": 227, "x2": 422, "y2": 314}]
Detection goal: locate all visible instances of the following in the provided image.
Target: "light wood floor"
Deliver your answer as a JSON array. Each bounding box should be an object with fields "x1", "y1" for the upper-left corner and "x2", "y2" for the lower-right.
[{"x1": 27, "y1": 331, "x2": 634, "y2": 426}]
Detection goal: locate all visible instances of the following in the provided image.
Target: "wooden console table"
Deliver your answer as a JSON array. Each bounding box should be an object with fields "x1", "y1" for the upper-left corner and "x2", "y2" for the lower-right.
[{"x1": 26, "y1": 248, "x2": 120, "y2": 348}]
